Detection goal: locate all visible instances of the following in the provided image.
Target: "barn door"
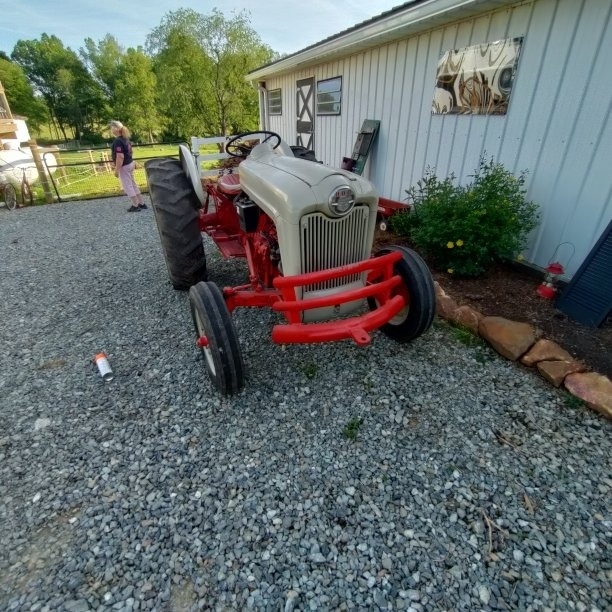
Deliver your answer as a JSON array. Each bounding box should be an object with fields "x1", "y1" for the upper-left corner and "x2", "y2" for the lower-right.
[{"x1": 296, "y1": 77, "x2": 315, "y2": 149}]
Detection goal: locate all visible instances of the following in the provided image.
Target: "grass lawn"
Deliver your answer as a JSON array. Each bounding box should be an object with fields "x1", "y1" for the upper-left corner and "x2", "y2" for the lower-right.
[{"x1": 30, "y1": 143, "x2": 221, "y2": 204}]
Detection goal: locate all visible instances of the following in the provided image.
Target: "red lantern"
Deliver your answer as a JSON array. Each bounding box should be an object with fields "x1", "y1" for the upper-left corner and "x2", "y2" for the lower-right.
[{"x1": 536, "y1": 261, "x2": 564, "y2": 299}]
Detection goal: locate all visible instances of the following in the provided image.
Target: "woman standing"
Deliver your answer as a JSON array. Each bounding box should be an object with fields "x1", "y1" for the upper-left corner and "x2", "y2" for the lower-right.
[{"x1": 109, "y1": 120, "x2": 146, "y2": 212}]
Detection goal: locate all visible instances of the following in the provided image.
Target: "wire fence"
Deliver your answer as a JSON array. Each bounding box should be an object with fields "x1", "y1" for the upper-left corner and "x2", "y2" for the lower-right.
[
  {"x1": 43, "y1": 143, "x2": 180, "y2": 203},
  {"x1": 3, "y1": 140, "x2": 232, "y2": 208}
]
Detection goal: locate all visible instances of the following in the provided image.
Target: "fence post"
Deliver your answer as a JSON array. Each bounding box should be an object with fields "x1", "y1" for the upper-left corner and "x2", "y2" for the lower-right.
[
  {"x1": 190, "y1": 137, "x2": 201, "y2": 177},
  {"x1": 87, "y1": 150, "x2": 98, "y2": 175},
  {"x1": 56, "y1": 150, "x2": 68, "y2": 183},
  {"x1": 28, "y1": 140, "x2": 54, "y2": 204},
  {"x1": 101, "y1": 151, "x2": 112, "y2": 173}
]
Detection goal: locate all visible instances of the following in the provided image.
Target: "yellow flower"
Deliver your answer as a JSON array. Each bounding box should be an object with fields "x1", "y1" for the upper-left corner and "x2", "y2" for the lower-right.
[
  {"x1": 516, "y1": 253, "x2": 525, "y2": 261},
  {"x1": 446, "y1": 241, "x2": 454, "y2": 249},
  {"x1": 447, "y1": 268, "x2": 454, "y2": 274},
  {"x1": 456, "y1": 239, "x2": 464, "y2": 247}
]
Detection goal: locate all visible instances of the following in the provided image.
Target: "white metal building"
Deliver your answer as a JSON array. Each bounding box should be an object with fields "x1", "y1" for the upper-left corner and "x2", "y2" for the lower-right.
[{"x1": 247, "y1": 0, "x2": 612, "y2": 279}]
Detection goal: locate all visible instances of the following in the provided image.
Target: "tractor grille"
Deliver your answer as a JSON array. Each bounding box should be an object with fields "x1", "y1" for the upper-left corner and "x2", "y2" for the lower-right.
[{"x1": 300, "y1": 207, "x2": 370, "y2": 291}]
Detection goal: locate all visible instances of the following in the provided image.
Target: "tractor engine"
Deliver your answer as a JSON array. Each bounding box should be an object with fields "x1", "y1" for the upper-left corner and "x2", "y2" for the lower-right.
[{"x1": 234, "y1": 192, "x2": 281, "y2": 288}]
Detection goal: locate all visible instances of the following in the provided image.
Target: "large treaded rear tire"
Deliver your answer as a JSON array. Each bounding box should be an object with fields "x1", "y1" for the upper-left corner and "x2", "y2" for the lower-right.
[{"x1": 145, "y1": 157, "x2": 207, "y2": 290}]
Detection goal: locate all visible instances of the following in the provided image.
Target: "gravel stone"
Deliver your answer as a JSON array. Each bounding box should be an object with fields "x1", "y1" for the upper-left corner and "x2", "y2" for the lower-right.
[
  {"x1": 478, "y1": 585, "x2": 491, "y2": 605},
  {"x1": 0, "y1": 198, "x2": 610, "y2": 610},
  {"x1": 513, "y1": 549, "x2": 525, "y2": 563},
  {"x1": 381, "y1": 554, "x2": 392, "y2": 570}
]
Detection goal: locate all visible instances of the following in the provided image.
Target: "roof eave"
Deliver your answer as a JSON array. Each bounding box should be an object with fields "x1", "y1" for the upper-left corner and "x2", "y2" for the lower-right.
[{"x1": 247, "y1": 0, "x2": 517, "y2": 81}]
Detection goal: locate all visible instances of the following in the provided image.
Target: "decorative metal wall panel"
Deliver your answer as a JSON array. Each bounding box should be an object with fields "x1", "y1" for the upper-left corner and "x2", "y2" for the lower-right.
[{"x1": 432, "y1": 37, "x2": 523, "y2": 115}]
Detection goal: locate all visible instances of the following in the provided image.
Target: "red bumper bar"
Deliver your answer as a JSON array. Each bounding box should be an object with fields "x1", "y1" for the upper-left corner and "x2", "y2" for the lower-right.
[
  {"x1": 270, "y1": 251, "x2": 404, "y2": 346},
  {"x1": 272, "y1": 295, "x2": 404, "y2": 346},
  {"x1": 273, "y1": 251, "x2": 401, "y2": 288},
  {"x1": 272, "y1": 274, "x2": 401, "y2": 313}
]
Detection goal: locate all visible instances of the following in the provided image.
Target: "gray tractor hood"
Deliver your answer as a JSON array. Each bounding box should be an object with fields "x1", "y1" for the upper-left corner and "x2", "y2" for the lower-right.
[{"x1": 238, "y1": 143, "x2": 378, "y2": 225}]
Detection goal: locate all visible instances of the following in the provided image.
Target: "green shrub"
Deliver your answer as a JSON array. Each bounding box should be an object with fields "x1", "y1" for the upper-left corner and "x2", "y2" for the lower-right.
[{"x1": 389, "y1": 157, "x2": 539, "y2": 277}]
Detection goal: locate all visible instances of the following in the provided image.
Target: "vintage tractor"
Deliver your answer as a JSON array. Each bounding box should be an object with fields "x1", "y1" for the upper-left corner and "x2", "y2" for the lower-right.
[{"x1": 144, "y1": 131, "x2": 435, "y2": 394}]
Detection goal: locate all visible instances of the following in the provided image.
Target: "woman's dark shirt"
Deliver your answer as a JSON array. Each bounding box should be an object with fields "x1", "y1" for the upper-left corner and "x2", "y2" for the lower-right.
[{"x1": 111, "y1": 137, "x2": 133, "y2": 166}]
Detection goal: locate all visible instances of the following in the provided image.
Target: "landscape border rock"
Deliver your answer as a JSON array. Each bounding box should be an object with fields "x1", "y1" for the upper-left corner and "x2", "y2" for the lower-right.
[
  {"x1": 478, "y1": 316, "x2": 538, "y2": 361},
  {"x1": 434, "y1": 281, "x2": 612, "y2": 420},
  {"x1": 564, "y1": 372, "x2": 612, "y2": 420}
]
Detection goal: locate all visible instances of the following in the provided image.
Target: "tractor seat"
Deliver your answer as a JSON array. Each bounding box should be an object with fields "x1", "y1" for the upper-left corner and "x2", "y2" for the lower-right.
[{"x1": 218, "y1": 173, "x2": 242, "y2": 196}]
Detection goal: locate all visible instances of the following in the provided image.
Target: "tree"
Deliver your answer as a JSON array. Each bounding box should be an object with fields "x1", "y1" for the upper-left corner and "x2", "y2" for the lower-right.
[
  {"x1": 12, "y1": 35, "x2": 107, "y2": 141},
  {"x1": 80, "y1": 35, "x2": 124, "y2": 98},
  {"x1": 0, "y1": 58, "x2": 48, "y2": 131},
  {"x1": 114, "y1": 49, "x2": 161, "y2": 142},
  {"x1": 80, "y1": 37, "x2": 161, "y2": 141},
  {"x1": 152, "y1": 27, "x2": 216, "y2": 140},
  {"x1": 146, "y1": 8, "x2": 275, "y2": 137}
]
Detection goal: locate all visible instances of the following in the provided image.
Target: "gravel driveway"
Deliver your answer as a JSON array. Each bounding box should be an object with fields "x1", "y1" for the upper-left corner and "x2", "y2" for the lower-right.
[{"x1": 1, "y1": 198, "x2": 610, "y2": 611}]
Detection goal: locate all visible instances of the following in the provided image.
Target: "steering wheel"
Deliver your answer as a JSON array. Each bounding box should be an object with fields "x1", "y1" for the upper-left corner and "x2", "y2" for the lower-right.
[{"x1": 225, "y1": 131, "x2": 282, "y2": 158}]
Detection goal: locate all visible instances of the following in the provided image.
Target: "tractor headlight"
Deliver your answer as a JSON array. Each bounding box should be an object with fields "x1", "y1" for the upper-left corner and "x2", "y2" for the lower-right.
[{"x1": 328, "y1": 185, "x2": 355, "y2": 216}]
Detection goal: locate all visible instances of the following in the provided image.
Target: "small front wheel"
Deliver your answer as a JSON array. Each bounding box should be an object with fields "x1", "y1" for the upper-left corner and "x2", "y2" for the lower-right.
[
  {"x1": 189, "y1": 281, "x2": 245, "y2": 394},
  {"x1": 368, "y1": 245, "x2": 436, "y2": 342},
  {"x1": 3, "y1": 184, "x2": 17, "y2": 211}
]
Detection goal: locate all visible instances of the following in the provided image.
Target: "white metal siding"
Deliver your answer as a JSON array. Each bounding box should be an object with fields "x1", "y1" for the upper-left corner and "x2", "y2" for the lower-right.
[{"x1": 260, "y1": 0, "x2": 612, "y2": 277}]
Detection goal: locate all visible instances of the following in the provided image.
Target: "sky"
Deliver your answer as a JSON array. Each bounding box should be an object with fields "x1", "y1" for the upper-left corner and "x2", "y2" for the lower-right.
[{"x1": 0, "y1": 0, "x2": 408, "y2": 57}]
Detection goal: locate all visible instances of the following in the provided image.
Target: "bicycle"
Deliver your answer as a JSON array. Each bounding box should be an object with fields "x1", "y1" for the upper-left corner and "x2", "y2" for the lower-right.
[{"x1": 1, "y1": 167, "x2": 33, "y2": 210}]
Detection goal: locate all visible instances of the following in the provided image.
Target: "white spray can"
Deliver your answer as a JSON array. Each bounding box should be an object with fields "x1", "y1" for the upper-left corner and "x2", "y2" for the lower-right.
[{"x1": 93, "y1": 352, "x2": 114, "y2": 382}]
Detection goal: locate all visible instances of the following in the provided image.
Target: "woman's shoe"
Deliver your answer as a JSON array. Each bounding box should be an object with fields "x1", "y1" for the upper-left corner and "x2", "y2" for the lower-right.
[
  {"x1": 138, "y1": 203, "x2": 148, "y2": 209},
  {"x1": 127, "y1": 205, "x2": 141, "y2": 212}
]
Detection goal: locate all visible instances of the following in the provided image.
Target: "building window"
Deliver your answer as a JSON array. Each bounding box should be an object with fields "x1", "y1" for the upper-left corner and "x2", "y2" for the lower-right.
[
  {"x1": 268, "y1": 88, "x2": 282, "y2": 115},
  {"x1": 316, "y1": 77, "x2": 342, "y2": 115}
]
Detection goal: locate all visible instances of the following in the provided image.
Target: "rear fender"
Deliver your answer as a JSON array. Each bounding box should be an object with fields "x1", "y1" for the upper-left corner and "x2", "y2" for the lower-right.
[{"x1": 179, "y1": 143, "x2": 206, "y2": 207}]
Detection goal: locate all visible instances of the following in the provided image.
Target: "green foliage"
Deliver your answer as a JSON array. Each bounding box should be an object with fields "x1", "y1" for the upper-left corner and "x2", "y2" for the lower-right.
[
  {"x1": 563, "y1": 393, "x2": 584, "y2": 410},
  {"x1": 147, "y1": 8, "x2": 275, "y2": 138},
  {"x1": 0, "y1": 57, "x2": 48, "y2": 130},
  {"x1": 343, "y1": 417, "x2": 363, "y2": 441},
  {"x1": 80, "y1": 35, "x2": 124, "y2": 98},
  {"x1": 449, "y1": 323, "x2": 483, "y2": 348},
  {"x1": 12, "y1": 35, "x2": 107, "y2": 140},
  {"x1": 78, "y1": 130, "x2": 106, "y2": 146},
  {"x1": 474, "y1": 350, "x2": 495, "y2": 365},
  {"x1": 78, "y1": 37, "x2": 161, "y2": 143},
  {"x1": 303, "y1": 362, "x2": 318, "y2": 379},
  {"x1": 152, "y1": 27, "x2": 216, "y2": 140},
  {"x1": 6, "y1": 8, "x2": 274, "y2": 145},
  {"x1": 447, "y1": 323, "x2": 495, "y2": 364},
  {"x1": 113, "y1": 49, "x2": 160, "y2": 143},
  {"x1": 390, "y1": 157, "x2": 539, "y2": 277}
]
